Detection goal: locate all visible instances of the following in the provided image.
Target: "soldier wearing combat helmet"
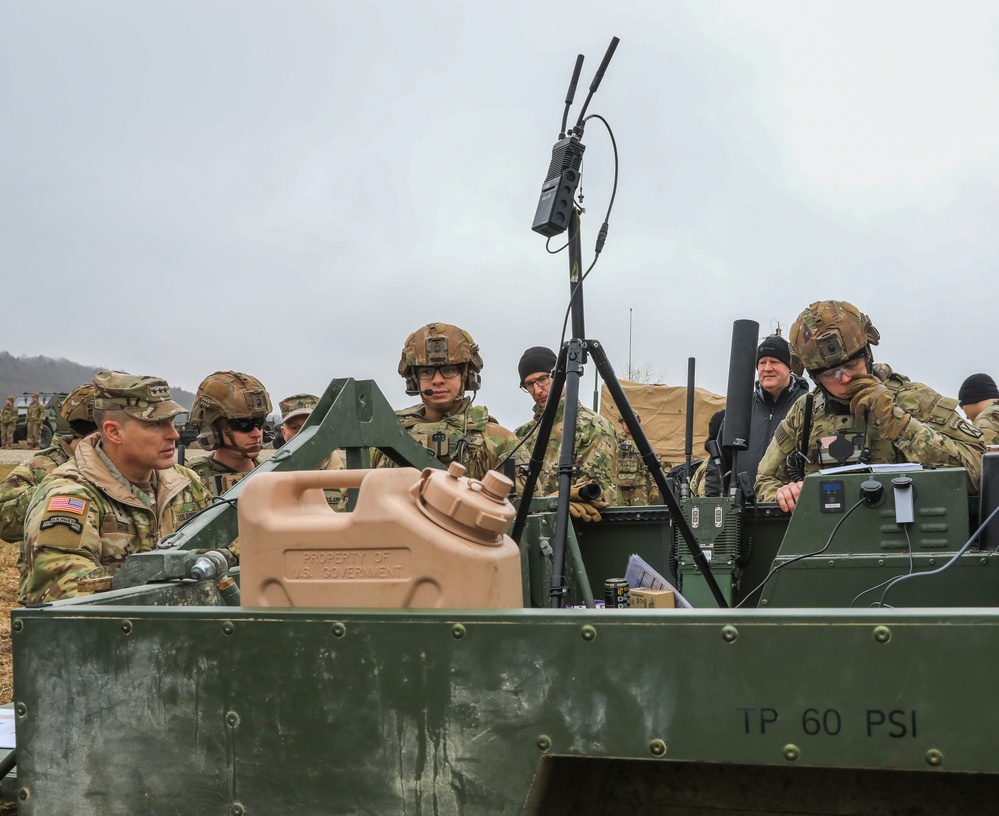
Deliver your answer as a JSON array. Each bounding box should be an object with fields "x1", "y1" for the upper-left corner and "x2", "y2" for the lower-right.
[
  {"x1": 756, "y1": 300, "x2": 985, "y2": 513},
  {"x1": 189, "y1": 371, "x2": 272, "y2": 497},
  {"x1": 370, "y1": 322, "x2": 516, "y2": 480},
  {"x1": 0, "y1": 384, "x2": 100, "y2": 600},
  {"x1": 22, "y1": 371, "x2": 210, "y2": 603}
]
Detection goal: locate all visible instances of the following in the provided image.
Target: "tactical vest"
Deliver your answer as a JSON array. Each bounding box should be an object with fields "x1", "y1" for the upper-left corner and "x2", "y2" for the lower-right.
[{"x1": 398, "y1": 403, "x2": 493, "y2": 468}]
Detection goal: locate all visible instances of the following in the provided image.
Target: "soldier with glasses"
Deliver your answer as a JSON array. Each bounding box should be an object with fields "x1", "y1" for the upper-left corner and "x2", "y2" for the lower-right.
[
  {"x1": 189, "y1": 371, "x2": 272, "y2": 497},
  {"x1": 371, "y1": 322, "x2": 515, "y2": 480},
  {"x1": 756, "y1": 300, "x2": 984, "y2": 513}
]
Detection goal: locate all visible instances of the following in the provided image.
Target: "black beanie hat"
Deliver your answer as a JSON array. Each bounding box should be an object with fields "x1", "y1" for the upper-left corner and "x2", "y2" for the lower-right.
[
  {"x1": 705, "y1": 409, "x2": 725, "y2": 451},
  {"x1": 518, "y1": 346, "x2": 557, "y2": 386},
  {"x1": 958, "y1": 373, "x2": 999, "y2": 406},
  {"x1": 757, "y1": 335, "x2": 791, "y2": 368}
]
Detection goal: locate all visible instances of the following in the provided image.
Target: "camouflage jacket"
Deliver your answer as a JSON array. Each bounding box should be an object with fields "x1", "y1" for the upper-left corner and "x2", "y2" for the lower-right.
[
  {"x1": 617, "y1": 438, "x2": 651, "y2": 506},
  {"x1": 22, "y1": 434, "x2": 211, "y2": 603},
  {"x1": 973, "y1": 401, "x2": 999, "y2": 447},
  {"x1": 370, "y1": 398, "x2": 516, "y2": 481},
  {"x1": 0, "y1": 404, "x2": 16, "y2": 425},
  {"x1": 189, "y1": 454, "x2": 256, "y2": 498},
  {"x1": 26, "y1": 402, "x2": 45, "y2": 424},
  {"x1": 756, "y1": 364, "x2": 985, "y2": 502},
  {"x1": 512, "y1": 398, "x2": 620, "y2": 504},
  {"x1": 0, "y1": 435, "x2": 75, "y2": 547}
]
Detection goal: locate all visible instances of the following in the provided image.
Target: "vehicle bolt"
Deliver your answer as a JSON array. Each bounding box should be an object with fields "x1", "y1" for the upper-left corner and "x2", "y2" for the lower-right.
[
  {"x1": 760, "y1": 598, "x2": 769, "y2": 606},
  {"x1": 120, "y1": 621, "x2": 132, "y2": 635},
  {"x1": 332, "y1": 622, "x2": 346, "y2": 638},
  {"x1": 226, "y1": 711, "x2": 240, "y2": 728},
  {"x1": 221, "y1": 621, "x2": 234, "y2": 635},
  {"x1": 15, "y1": 703, "x2": 26, "y2": 717},
  {"x1": 17, "y1": 788, "x2": 28, "y2": 802},
  {"x1": 11, "y1": 620, "x2": 21, "y2": 632},
  {"x1": 536, "y1": 735, "x2": 551, "y2": 752},
  {"x1": 721, "y1": 626, "x2": 738, "y2": 643},
  {"x1": 580, "y1": 625, "x2": 596, "y2": 641},
  {"x1": 229, "y1": 803, "x2": 244, "y2": 816},
  {"x1": 981, "y1": 558, "x2": 988, "y2": 565},
  {"x1": 877, "y1": 559, "x2": 884, "y2": 566},
  {"x1": 649, "y1": 739, "x2": 667, "y2": 756},
  {"x1": 451, "y1": 624, "x2": 465, "y2": 639},
  {"x1": 827, "y1": 560, "x2": 835, "y2": 567},
  {"x1": 928, "y1": 558, "x2": 936, "y2": 566},
  {"x1": 873, "y1": 626, "x2": 891, "y2": 644},
  {"x1": 926, "y1": 749, "x2": 943, "y2": 766},
  {"x1": 783, "y1": 744, "x2": 800, "y2": 761}
]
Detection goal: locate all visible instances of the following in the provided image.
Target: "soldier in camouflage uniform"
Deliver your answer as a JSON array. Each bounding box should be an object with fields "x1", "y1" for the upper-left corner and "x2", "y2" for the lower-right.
[
  {"x1": 756, "y1": 301, "x2": 985, "y2": 513},
  {"x1": 25, "y1": 392, "x2": 45, "y2": 448},
  {"x1": 958, "y1": 374, "x2": 999, "y2": 447},
  {"x1": 22, "y1": 371, "x2": 211, "y2": 603},
  {"x1": 279, "y1": 393, "x2": 319, "y2": 443},
  {"x1": 370, "y1": 322, "x2": 516, "y2": 481},
  {"x1": 511, "y1": 346, "x2": 620, "y2": 518},
  {"x1": 278, "y1": 393, "x2": 348, "y2": 512},
  {"x1": 0, "y1": 385, "x2": 99, "y2": 602},
  {"x1": 616, "y1": 413, "x2": 651, "y2": 506},
  {"x1": 0, "y1": 397, "x2": 16, "y2": 449},
  {"x1": 188, "y1": 371, "x2": 271, "y2": 497}
]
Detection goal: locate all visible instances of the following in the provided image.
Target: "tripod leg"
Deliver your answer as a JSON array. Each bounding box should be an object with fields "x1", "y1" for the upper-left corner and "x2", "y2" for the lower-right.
[{"x1": 549, "y1": 338, "x2": 585, "y2": 608}]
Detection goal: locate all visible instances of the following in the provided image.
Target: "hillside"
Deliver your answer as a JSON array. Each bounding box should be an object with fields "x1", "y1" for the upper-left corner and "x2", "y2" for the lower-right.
[{"x1": 0, "y1": 351, "x2": 195, "y2": 409}]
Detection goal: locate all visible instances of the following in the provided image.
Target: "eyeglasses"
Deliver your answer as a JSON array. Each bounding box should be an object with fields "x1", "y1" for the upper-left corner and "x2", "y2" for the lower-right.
[
  {"x1": 815, "y1": 356, "x2": 866, "y2": 383},
  {"x1": 415, "y1": 365, "x2": 463, "y2": 381},
  {"x1": 228, "y1": 416, "x2": 266, "y2": 433},
  {"x1": 521, "y1": 373, "x2": 552, "y2": 392}
]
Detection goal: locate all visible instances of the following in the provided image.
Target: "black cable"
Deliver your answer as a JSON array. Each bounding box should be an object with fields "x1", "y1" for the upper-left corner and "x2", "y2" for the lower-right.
[
  {"x1": 736, "y1": 496, "x2": 867, "y2": 608},
  {"x1": 505, "y1": 116, "x2": 619, "y2": 476},
  {"x1": 850, "y1": 522, "x2": 914, "y2": 608},
  {"x1": 556, "y1": 115, "x2": 620, "y2": 353},
  {"x1": 174, "y1": 495, "x2": 238, "y2": 531},
  {"x1": 877, "y1": 501, "x2": 999, "y2": 607}
]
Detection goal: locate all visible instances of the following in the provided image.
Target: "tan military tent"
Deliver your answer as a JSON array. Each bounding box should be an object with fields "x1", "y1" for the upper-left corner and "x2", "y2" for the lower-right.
[{"x1": 600, "y1": 380, "x2": 725, "y2": 469}]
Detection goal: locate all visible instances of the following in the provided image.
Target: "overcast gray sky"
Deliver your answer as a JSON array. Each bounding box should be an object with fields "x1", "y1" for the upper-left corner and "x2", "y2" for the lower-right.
[{"x1": 2, "y1": 1, "x2": 996, "y2": 429}]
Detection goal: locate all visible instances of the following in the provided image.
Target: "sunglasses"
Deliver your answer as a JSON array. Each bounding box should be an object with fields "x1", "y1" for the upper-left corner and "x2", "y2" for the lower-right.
[{"x1": 228, "y1": 417, "x2": 266, "y2": 433}]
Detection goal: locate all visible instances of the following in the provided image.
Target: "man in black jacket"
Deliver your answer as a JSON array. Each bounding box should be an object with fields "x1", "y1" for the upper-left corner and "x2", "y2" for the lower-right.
[{"x1": 704, "y1": 335, "x2": 809, "y2": 496}]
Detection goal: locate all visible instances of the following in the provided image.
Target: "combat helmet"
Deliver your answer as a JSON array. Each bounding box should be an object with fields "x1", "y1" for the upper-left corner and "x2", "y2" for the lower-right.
[
  {"x1": 790, "y1": 300, "x2": 880, "y2": 375},
  {"x1": 192, "y1": 371, "x2": 272, "y2": 451},
  {"x1": 398, "y1": 322, "x2": 483, "y2": 396},
  {"x1": 60, "y1": 384, "x2": 97, "y2": 437}
]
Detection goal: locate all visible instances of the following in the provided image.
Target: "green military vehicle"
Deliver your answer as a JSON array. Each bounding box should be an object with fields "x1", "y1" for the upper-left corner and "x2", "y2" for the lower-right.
[
  {"x1": 7, "y1": 375, "x2": 999, "y2": 815},
  {"x1": 12, "y1": 392, "x2": 69, "y2": 449}
]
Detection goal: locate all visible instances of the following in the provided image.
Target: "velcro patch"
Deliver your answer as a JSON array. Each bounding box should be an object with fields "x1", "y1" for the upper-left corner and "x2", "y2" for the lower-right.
[
  {"x1": 40, "y1": 515, "x2": 83, "y2": 535},
  {"x1": 46, "y1": 496, "x2": 87, "y2": 515}
]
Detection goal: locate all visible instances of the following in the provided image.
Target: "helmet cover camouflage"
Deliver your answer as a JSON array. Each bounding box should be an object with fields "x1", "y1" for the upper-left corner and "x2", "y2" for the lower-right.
[
  {"x1": 192, "y1": 371, "x2": 272, "y2": 429},
  {"x1": 92, "y1": 371, "x2": 186, "y2": 421},
  {"x1": 59, "y1": 384, "x2": 96, "y2": 425},
  {"x1": 790, "y1": 300, "x2": 880, "y2": 373},
  {"x1": 398, "y1": 322, "x2": 483, "y2": 394},
  {"x1": 280, "y1": 393, "x2": 318, "y2": 424}
]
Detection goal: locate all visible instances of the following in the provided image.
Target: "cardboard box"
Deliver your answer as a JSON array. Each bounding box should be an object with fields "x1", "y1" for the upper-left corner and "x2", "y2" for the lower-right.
[{"x1": 630, "y1": 588, "x2": 675, "y2": 609}]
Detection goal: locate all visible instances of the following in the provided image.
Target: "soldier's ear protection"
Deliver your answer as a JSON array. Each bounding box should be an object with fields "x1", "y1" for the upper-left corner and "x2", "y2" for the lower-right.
[{"x1": 196, "y1": 423, "x2": 224, "y2": 452}]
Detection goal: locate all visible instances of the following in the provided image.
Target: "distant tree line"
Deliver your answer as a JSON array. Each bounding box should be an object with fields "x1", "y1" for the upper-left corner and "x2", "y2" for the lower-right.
[{"x1": 0, "y1": 351, "x2": 194, "y2": 410}]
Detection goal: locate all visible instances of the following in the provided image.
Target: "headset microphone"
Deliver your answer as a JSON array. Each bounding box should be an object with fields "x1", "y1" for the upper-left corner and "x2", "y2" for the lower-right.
[{"x1": 421, "y1": 389, "x2": 435, "y2": 396}]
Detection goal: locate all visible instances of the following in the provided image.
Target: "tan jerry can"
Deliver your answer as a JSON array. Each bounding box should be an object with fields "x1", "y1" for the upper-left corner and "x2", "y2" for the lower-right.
[{"x1": 238, "y1": 463, "x2": 523, "y2": 608}]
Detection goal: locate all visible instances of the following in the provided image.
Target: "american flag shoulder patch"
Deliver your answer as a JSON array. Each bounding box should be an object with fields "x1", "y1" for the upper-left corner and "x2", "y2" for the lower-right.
[{"x1": 47, "y1": 496, "x2": 88, "y2": 516}]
